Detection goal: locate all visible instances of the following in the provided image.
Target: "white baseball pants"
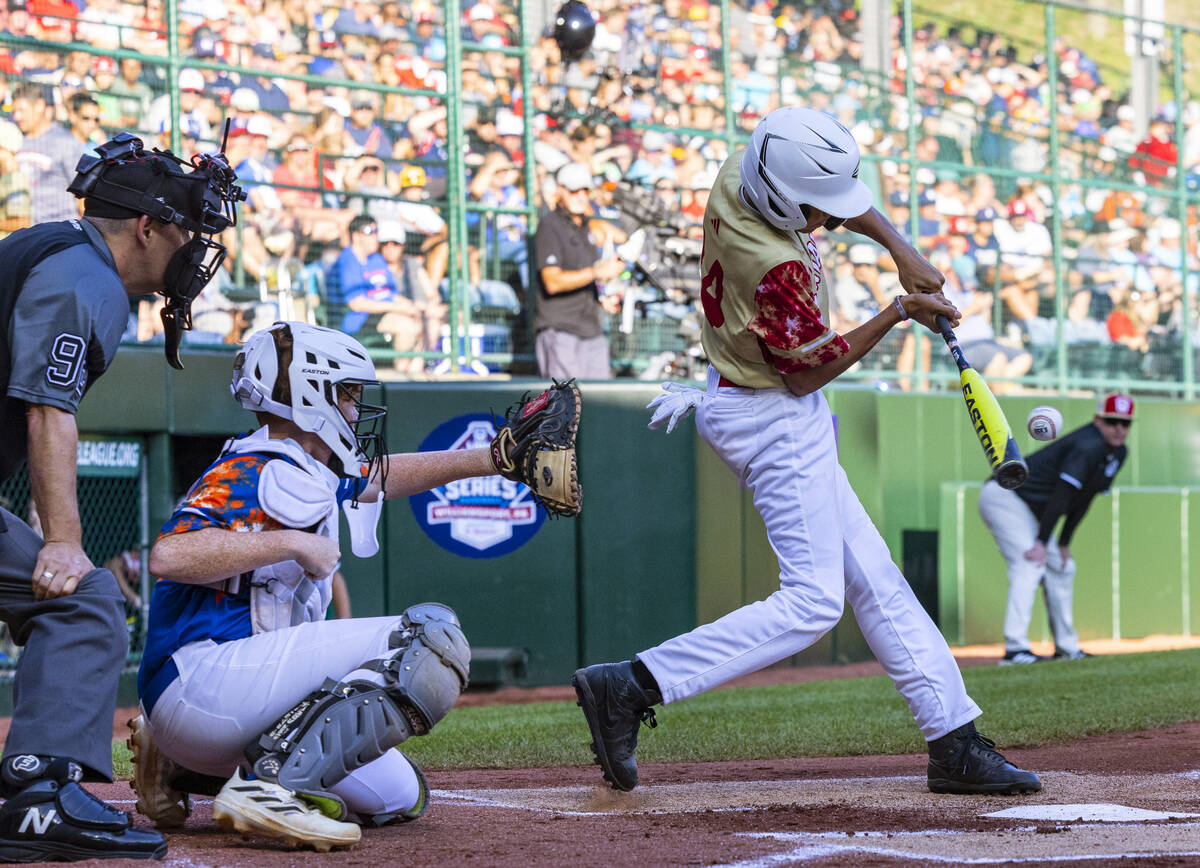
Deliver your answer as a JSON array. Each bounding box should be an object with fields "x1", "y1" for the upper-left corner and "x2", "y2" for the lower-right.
[
  {"x1": 638, "y1": 368, "x2": 981, "y2": 741},
  {"x1": 143, "y1": 616, "x2": 423, "y2": 819},
  {"x1": 977, "y1": 480, "x2": 1079, "y2": 655}
]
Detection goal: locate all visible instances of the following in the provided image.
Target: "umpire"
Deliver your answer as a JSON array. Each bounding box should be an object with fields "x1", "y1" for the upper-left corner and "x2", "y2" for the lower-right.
[
  {"x1": 979, "y1": 394, "x2": 1133, "y2": 665},
  {"x1": 0, "y1": 133, "x2": 242, "y2": 861}
]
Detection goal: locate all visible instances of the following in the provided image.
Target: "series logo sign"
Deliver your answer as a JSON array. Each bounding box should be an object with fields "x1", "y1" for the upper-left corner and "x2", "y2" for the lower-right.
[{"x1": 409, "y1": 413, "x2": 545, "y2": 558}]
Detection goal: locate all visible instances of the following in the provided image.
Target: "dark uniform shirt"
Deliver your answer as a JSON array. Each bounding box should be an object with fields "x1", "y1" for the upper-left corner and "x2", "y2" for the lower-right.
[
  {"x1": 1015, "y1": 422, "x2": 1127, "y2": 546},
  {"x1": 533, "y1": 206, "x2": 603, "y2": 339},
  {"x1": 0, "y1": 219, "x2": 129, "y2": 479}
]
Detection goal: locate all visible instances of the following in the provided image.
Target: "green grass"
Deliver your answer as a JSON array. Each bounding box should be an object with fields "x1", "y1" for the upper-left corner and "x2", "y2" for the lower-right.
[{"x1": 111, "y1": 649, "x2": 1200, "y2": 777}]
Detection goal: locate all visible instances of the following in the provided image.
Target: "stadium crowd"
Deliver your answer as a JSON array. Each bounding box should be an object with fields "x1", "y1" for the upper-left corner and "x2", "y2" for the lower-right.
[{"x1": 0, "y1": 0, "x2": 1197, "y2": 382}]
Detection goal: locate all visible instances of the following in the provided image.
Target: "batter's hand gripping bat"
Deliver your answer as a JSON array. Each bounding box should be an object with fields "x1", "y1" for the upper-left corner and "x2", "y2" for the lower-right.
[{"x1": 936, "y1": 315, "x2": 1028, "y2": 490}]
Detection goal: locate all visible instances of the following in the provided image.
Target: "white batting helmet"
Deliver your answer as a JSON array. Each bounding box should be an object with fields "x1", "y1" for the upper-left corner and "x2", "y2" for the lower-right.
[
  {"x1": 231, "y1": 322, "x2": 385, "y2": 478},
  {"x1": 739, "y1": 107, "x2": 874, "y2": 231}
]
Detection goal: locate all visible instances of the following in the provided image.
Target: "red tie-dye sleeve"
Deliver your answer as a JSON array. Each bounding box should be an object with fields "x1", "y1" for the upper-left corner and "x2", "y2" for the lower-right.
[{"x1": 747, "y1": 260, "x2": 849, "y2": 373}]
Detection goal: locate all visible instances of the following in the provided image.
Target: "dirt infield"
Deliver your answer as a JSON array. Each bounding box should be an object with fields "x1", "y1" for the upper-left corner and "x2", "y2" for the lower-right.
[
  {"x1": 81, "y1": 721, "x2": 1200, "y2": 867},
  {"x1": 18, "y1": 640, "x2": 1200, "y2": 866}
]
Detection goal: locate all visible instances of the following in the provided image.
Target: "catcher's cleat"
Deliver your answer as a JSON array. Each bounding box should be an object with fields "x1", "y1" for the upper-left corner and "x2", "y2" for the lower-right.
[
  {"x1": 927, "y1": 722, "x2": 1043, "y2": 795},
  {"x1": 212, "y1": 768, "x2": 361, "y2": 852},
  {"x1": 127, "y1": 715, "x2": 191, "y2": 829},
  {"x1": 490, "y1": 379, "x2": 582, "y2": 517},
  {"x1": 572, "y1": 661, "x2": 660, "y2": 792},
  {"x1": 0, "y1": 779, "x2": 166, "y2": 862}
]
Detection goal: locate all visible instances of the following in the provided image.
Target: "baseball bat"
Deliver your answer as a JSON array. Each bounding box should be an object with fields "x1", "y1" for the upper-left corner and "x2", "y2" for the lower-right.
[{"x1": 935, "y1": 315, "x2": 1028, "y2": 490}]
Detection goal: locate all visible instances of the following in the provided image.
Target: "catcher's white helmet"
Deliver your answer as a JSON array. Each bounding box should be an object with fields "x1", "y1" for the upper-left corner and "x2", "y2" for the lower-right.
[
  {"x1": 231, "y1": 322, "x2": 385, "y2": 478},
  {"x1": 739, "y1": 107, "x2": 873, "y2": 231}
]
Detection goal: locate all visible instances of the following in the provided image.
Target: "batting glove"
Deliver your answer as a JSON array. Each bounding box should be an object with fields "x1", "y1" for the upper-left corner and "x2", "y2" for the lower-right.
[{"x1": 646, "y1": 382, "x2": 706, "y2": 434}]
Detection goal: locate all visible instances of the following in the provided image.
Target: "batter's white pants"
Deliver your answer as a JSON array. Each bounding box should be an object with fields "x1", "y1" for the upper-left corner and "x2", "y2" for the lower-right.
[
  {"x1": 143, "y1": 617, "x2": 423, "y2": 819},
  {"x1": 977, "y1": 480, "x2": 1079, "y2": 655},
  {"x1": 638, "y1": 369, "x2": 981, "y2": 741}
]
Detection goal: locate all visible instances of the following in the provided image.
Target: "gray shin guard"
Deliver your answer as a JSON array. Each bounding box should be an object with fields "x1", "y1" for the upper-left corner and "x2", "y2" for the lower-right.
[{"x1": 247, "y1": 604, "x2": 471, "y2": 804}]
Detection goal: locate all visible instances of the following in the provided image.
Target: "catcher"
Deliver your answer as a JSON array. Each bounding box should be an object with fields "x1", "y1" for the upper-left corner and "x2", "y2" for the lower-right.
[{"x1": 129, "y1": 321, "x2": 580, "y2": 850}]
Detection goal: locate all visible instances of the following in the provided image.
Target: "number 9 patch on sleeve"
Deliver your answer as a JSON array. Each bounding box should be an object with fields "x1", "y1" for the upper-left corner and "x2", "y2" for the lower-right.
[{"x1": 45, "y1": 333, "x2": 86, "y2": 394}]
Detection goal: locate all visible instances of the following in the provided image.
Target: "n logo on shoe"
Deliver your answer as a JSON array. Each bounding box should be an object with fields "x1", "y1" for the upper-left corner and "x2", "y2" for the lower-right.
[{"x1": 18, "y1": 806, "x2": 58, "y2": 835}]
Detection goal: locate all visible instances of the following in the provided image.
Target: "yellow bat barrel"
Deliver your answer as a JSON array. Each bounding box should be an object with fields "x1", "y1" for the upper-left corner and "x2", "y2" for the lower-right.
[{"x1": 960, "y1": 369, "x2": 1028, "y2": 489}]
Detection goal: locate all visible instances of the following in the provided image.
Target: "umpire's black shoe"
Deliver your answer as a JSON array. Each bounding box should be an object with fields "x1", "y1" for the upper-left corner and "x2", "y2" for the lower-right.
[
  {"x1": 0, "y1": 780, "x2": 167, "y2": 862},
  {"x1": 572, "y1": 662, "x2": 660, "y2": 791},
  {"x1": 927, "y1": 721, "x2": 1042, "y2": 795}
]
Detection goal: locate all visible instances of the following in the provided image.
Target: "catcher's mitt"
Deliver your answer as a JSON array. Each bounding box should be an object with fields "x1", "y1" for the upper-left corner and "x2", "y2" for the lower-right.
[{"x1": 490, "y1": 380, "x2": 582, "y2": 517}]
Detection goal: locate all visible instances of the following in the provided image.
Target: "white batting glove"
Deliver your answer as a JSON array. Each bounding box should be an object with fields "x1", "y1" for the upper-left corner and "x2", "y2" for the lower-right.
[{"x1": 646, "y1": 382, "x2": 705, "y2": 433}]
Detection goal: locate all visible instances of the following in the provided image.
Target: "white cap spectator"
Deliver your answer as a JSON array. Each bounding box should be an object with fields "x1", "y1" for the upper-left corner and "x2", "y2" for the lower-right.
[
  {"x1": 246, "y1": 116, "x2": 272, "y2": 138},
  {"x1": 556, "y1": 162, "x2": 593, "y2": 192},
  {"x1": 496, "y1": 109, "x2": 523, "y2": 137},
  {"x1": 322, "y1": 95, "x2": 352, "y2": 118},
  {"x1": 1116, "y1": 105, "x2": 1135, "y2": 122},
  {"x1": 641, "y1": 130, "x2": 668, "y2": 151},
  {"x1": 849, "y1": 244, "x2": 877, "y2": 265},
  {"x1": 230, "y1": 89, "x2": 260, "y2": 113},
  {"x1": 178, "y1": 68, "x2": 205, "y2": 92},
  {"x1": 377, "y1": 220, "x2": 406, "y2": 245},
  {"x1": 468, "y1": 2, "x2": 494, "y2": 20}
]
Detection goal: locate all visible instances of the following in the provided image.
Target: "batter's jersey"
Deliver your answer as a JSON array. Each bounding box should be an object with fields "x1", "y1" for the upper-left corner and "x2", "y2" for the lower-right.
[
  {"x1": 137, "y1": 444, "x2": 363, "y2": 714},
  {"x1": 699, "y1": 151, "x2": 848, "y2": 389}
]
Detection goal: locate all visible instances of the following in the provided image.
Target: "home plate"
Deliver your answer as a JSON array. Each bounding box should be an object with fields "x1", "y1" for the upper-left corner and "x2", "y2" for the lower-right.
[{"x1": 984, "y1": 803, "x2": 1200, "y2": 822}]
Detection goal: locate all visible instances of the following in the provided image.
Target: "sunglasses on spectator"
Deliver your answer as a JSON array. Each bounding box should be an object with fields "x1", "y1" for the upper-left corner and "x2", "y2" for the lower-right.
[
  {"x1": 287, "y1": 142, "x2": 311, "y2": 152},
  {"x1": 1101, "y1": 417, "x2": 1132, "y2": 428},
  {"x1": 357, "y1": 224, "x2": 378, "y2": 235}
]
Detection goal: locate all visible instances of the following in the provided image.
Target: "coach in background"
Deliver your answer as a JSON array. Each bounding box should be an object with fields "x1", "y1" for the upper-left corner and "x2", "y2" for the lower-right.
[
  {"x1": 0, "y1": 132, "x2": 243, "y2": 861},
  {"x1": 532, "y1": 162, "x2": 625, "y2": 379},
  {"x1": 979, "y1": 394, "x2": 1133, "y2": 665}
]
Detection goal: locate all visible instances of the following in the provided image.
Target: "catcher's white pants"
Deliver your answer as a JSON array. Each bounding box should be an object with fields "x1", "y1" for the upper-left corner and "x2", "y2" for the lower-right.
[
  {"x1": 638, "y1": 368, "x2": 981, "y2": 741},
  {"x1": 143, "y1": 617, "x2": 422, "y2": 819},
  {"x1": 977, "y1": 480, "x2": 1079, "y2": 654}
]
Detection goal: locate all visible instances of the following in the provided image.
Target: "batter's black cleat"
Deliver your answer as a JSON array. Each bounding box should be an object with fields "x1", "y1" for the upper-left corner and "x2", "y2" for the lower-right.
[
  {"x1": 572, "y1": 661, "x2": 660, "y2": 791},
  {"x1": 0, "y1": 779, "x2": 167, "y2": 862},
  {"x1": 927, "y1": 722, "x2": 1042, "y2": 795}
]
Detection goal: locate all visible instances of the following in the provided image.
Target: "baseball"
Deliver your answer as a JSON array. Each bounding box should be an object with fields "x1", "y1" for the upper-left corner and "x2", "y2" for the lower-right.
[{"x1": 1027, "y1": 406, "x2": 1063, "y2": 441}]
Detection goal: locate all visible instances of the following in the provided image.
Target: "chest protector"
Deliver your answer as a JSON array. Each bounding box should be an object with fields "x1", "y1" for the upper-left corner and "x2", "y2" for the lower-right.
[{"x1": 215, "y1": 427, "x2": 341, "y2": 634}]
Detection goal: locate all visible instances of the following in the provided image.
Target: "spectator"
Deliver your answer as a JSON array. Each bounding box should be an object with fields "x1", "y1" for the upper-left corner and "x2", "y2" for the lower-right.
[
  {"x1": 65, "y1": 90, "x2": 101, "y2": 156},
  {"x1": 106, "y1": 57, "x2": 154, "y2": 131},
  {"x1": 89, "y1": 56, "x2": 122, "y2": 126},
  {"x1": 378, "y1": 219, "x2": 445, "y2": 368},
  {"x1": 933, "y1": 245, "x2": 1032, "y2": 388},
  {"x1": 144, "y1": 68, "x2": 212, "y2": 145},
  {"x1": 993, "y1": 199, "x2": 1053, "y2": 322},
  {"x1": 627, "y1": 129, "x2": 676, "y2": 186},
  {"x1": 273, "y1": 132, "x2": 350, "y2": 245},
  {"x1": 1101, "y1": 104, "x2": 1139, "y2": 155},
  {"x1": 11, "y1": 81, "x2": 80, "y2": 223},
  {"x1": 468, "y1": 149, "x2": 528, "y2": 289},
  {"x1": 967, "y1": 207, "x2": 1002, "y2": 291},
  {"x1": 390, "y1": 164, "x2": 450, "y2": 294},
  {"x1": 326, "y1": 213, "x2": 424, "y2": 371},
  {"x1": 344, "y1": 89, "x2": 393, "y2": 159},
  {"x1": 0, "y1": 119, "x2": 30, "y2": 238},
  {"x1": 1129, "y1": 117, "x2": 1177, "y2": 186},
  {"x1": 532, "y1": 162, "x2": 625, "y2": 379}
]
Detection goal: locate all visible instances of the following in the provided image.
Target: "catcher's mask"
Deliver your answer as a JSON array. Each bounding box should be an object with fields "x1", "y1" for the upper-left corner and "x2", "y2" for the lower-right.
[
  {"x1": 68, "y1": 129, "x2": 247, "y2": 369},
  {"x1": 231, "y1": 322, "x2": 388, "y2": 488}
]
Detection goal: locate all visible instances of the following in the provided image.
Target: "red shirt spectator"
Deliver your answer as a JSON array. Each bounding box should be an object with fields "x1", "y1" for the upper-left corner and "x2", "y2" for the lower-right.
[{"x1": 1130, "y1": 119, "x2": 1178, "y2": 184}]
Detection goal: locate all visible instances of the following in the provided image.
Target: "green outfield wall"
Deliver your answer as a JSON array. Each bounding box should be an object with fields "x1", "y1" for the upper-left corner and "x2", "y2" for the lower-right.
[{"x1": 75, "y1": 347, "x2": 1200, "y2": 685}]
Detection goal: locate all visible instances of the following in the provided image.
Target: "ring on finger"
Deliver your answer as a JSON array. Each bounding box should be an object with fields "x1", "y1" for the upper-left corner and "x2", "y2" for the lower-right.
[{"x1": 39, "y1": 570, "x2": 53, "y2": 579}]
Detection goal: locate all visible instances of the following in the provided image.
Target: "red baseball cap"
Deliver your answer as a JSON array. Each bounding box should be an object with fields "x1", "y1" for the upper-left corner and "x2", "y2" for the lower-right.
[
  {"x1": 1008, "y1": 199, "x2": 1031, "y2": 218},
  {"x1": 1098, "y1": 393, "x2": 1135, "y2": 420}
]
